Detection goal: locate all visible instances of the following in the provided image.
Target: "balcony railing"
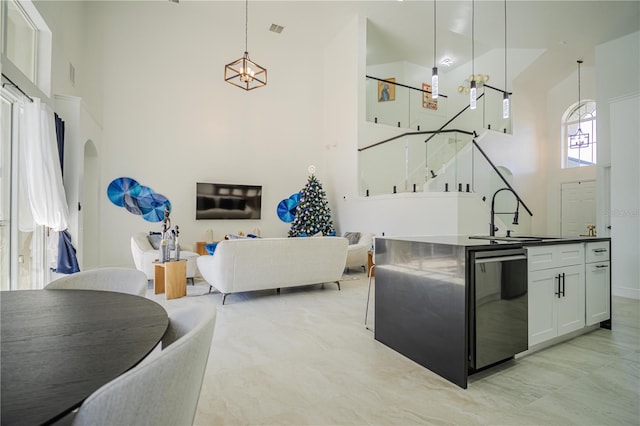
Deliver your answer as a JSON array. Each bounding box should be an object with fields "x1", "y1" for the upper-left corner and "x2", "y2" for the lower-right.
[
  {"x1": 359, "y1": 76, "x2": 529, "y2": 233},
  {"x1": 366, "y1": 75, "x2": 512, "y2": 134}
]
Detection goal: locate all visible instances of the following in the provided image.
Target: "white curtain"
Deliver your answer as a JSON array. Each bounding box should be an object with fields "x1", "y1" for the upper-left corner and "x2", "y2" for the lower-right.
[{"x1": 19, "y1": 98, "x2": 69, "y2": 232}]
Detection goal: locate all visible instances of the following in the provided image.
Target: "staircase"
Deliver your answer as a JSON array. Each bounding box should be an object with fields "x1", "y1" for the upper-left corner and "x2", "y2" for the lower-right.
[{"x1": 355, "y1": 76, "x2": 532, "y2": 236}]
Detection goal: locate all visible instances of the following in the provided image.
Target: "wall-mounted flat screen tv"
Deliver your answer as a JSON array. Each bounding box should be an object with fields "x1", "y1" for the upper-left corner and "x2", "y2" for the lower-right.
[{"x1": 196, "y1": 182, "x2": 262, "y2": 220}]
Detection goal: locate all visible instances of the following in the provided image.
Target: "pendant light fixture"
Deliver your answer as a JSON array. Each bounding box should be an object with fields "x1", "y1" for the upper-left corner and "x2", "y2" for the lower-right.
[
  {"x1": 569, "y1": 60, "x2": 589, "y2": 147},
  {"x1": 224, "y1": 0, "x2": 267, "y2": 90},
  {"x1": 431, "y1": 0, "x2": 438, "y2": 99},
  {"x1": 469, "y1": 0, "x2": 477, "y2": 110},
  {"x1": 502, "y1": 0, "x2": 510, "y2": 119}
]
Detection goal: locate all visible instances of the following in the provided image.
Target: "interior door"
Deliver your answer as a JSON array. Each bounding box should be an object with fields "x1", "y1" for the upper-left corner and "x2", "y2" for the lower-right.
[{"x1": 561, "y1": 180, "x2": 596, "y2": 237}]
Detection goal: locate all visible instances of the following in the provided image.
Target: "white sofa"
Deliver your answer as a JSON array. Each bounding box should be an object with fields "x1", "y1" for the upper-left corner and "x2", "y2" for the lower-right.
[
  {"x1": 345, "y1": 232, "x2": 374, "y2": 271},
  {"x1": 130, "y1": 232, "x2": 199, "y2": 284},
  {"x1": 197, "y1": 236, "x2": 348, "y2": 304}
]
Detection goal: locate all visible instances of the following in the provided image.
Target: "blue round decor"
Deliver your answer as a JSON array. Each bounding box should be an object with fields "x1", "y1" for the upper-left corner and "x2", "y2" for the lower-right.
[
  {"x1": 142, "y1": 194, "x2": 171, "y2": 223},
  {"x1": 107, "y1": 177, "x2": 140, "y2": 207},
  {"x1": 290, "y1": 192, "x2": 301, "y2": 204},
  {"x1": 123, "y1": 194, "x2": 143, "y2": 215},
  {"x1": 107, "y1": 177, "x2": 171, "y2": 222},
  {"x1": 277, "y1": 192, "x2": 301, "y2": 223}
]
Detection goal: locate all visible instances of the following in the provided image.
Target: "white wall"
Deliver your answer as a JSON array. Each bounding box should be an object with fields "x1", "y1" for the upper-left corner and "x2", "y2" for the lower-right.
[
  {"x1": 596, "y1": 31, "x2": 640, "y2": 299},
  {"x1": 81, "y1": 1, "x2": 336, "y2": 267},
  {"x1": 31, "y1": 2, "x2": 639, "y2": 280},
  {"x1": 32, "y1": 1, "x2": 86, "y2": 102},
  {"x1": 323, "y1": 14, "x2": 362, "y2": 235},
  {"x1": 545, "y1": 65, "x2": 597, "y2": 236}
]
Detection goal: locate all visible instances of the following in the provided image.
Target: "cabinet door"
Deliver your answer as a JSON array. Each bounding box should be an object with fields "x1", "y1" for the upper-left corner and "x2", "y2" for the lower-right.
[
  {"x1": 586, "y1": 261, "x2": 611, "y2": 325},
  {"x1": 528, "y1": 269, "x2": 559, "y2": 346},
  {"x1": 556, "y1": 265, "x2": 585, "y2": 336}
]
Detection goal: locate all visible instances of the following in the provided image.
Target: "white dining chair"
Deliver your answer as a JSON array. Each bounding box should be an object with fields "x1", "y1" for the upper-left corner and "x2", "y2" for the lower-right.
[
  {"x1": 71, "y1": 304, "x2": 217, "y2": 426},
  {"x1": 45, "y1": 267, "x2": 148, "y2": 297}
]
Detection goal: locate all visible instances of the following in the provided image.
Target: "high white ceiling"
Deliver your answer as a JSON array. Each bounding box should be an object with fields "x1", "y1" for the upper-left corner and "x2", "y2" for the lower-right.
[
  {"x1": 169, "y1": 1, "x2": 639, "y2": 89},
  {"x1": 361, "y1": 0, "x2": 640, "y2": 86},
  {"x1": 240, "y1": 0, "x2": 639, "y2": 85}
]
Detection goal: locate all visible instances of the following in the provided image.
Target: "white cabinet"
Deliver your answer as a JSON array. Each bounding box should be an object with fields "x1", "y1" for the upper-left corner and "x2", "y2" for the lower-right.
[
  {"x1": 527, "y1": 244, "x2": 585, "y2": 346},
  {"x1": 528, "y1": 243, "x2": 584, "y2": 271},
  {"x1": 585, "y1": 242, "x2": 611, "y2": 325}
]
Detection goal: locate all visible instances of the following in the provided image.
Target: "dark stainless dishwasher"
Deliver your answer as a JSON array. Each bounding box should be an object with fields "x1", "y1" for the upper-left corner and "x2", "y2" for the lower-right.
[{"x1": 469, "y1": 248, "x2": 528, "y2": 371}]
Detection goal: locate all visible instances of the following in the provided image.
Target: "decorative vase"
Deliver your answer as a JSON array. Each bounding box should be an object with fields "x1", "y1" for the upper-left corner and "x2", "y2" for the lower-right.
[{"x1": 160, "y1": 238, "x2": 168, "y2": 263}]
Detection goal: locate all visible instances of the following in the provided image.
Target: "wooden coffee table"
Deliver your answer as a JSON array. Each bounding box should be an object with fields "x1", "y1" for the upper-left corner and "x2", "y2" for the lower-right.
[{"x1": 154, "y1": 259, "x2": 187, "y2": 300}]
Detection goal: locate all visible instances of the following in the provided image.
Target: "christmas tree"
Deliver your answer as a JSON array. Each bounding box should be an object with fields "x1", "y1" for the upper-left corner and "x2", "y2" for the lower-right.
[{"x1": 288, "y1": 174, "x2": 336, "y2": 237}]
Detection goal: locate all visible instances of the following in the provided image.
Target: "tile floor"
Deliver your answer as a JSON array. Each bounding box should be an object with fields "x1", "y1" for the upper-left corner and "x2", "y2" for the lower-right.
[{"x1": 147, "y1": 273, "x2": 639, "y2": 425}]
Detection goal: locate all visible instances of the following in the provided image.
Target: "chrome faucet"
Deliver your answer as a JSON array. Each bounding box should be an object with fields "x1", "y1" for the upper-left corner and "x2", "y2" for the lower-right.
[{"x1": 490, "y1": 187, "x2": 521, "y2": 237}]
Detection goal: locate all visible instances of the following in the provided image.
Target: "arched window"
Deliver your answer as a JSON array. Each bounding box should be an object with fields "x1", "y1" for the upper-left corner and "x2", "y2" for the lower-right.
[{"x1": 563, "y1": 100, "x2": 597, "y2": 168}]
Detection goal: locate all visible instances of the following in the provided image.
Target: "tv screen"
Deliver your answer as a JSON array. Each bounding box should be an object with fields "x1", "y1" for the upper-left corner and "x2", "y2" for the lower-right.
[{"x1": 196, "y1": 182, "x2": 262, "y2": 220}]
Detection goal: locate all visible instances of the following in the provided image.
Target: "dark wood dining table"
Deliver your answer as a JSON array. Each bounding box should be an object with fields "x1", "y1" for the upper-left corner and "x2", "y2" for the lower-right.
[{"x1": 1, "y1": 289, "x2": 169, "y2": 425}]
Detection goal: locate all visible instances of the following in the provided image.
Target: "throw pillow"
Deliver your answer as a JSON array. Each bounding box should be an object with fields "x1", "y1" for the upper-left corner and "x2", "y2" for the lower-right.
[
  {"x1": 147, "y1": 233, "x2": 161, "y2": 249},
  {"x1": 226, "y1": 233, "x2": 247, "y2": 240},
  {"x1": 148, "y1": 233, "x2": 175, "y2": 250},
  {"x1": 205, "y1": 243, "x2": 218, "y2": 255},
  {"x1": 344, "y1": 232, "x2": 361, "y2": 245}
]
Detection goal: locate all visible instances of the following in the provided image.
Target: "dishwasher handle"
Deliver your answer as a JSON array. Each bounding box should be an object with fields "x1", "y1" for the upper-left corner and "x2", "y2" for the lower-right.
[{"x1": 475, "y1": 254, "x2": 527, "y2": 264}]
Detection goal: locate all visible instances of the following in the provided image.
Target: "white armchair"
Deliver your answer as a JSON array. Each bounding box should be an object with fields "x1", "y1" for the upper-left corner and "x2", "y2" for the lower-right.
[
  {"x1": 130, "y1": 232, "x2": 199, "y2": 284},
  {"x1": 345, "y1": 232, "x2": 374, "y2": 272}
]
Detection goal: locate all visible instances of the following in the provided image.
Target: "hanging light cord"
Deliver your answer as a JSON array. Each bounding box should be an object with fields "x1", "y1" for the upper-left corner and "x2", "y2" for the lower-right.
[
  {"x1": 504, "y1": 0, "x2": 507, "y2": 92},
  {"x1": 433, "y1": 0, "x2": 437, "y2": 67},
  {"x1": 244, "y1": 0, "x2": 249, "y2": 53},
  {"x1": 471, "y1": 0, "x2": 475, "y2": 77},
  {"x1": 577, "y1": 60, "x2": 583, "y2": 129}
]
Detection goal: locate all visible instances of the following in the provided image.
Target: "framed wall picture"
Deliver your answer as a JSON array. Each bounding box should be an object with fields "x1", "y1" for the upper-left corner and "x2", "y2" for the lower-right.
[
  {"x1": 378, "y1": 78, "x2": 396, "y2": 102},
  {"x1": 422, "y1": 83, "x2": 438, "y2": 110}
]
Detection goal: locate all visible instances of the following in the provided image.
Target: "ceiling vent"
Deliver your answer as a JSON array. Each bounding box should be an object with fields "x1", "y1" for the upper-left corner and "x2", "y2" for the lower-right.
[{"x1": 269, "y1": 24, "x2": 284, "y2": 34}]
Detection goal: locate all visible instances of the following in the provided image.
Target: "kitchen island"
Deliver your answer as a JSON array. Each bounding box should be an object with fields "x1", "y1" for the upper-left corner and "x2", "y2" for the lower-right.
[{"x1": 373, "y1": 235, "x2": 611, "y2": 389}]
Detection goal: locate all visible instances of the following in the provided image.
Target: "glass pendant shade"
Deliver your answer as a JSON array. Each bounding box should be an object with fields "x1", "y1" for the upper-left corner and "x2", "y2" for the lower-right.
[
  {"x1": 431, "y1": 67, "x2": 439, "y2": 99},
  {"x1": 469, "y1": 80, "x2": 477, "y2": 110},
  {"x1": 225, "y1": 51, "x2": 267, "y2": 90},
  {"x1": 503, "y1": 92, "x2": 510, "y2": 119}
]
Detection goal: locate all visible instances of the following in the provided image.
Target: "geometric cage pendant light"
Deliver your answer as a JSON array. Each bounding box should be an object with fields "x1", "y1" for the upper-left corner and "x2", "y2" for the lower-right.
[
  {"x1": 569, "y1": 59, "x2": 589, "y2": 148},
  {"x1": 224, "y1": 0, "x2": 267, "y2": 90}
]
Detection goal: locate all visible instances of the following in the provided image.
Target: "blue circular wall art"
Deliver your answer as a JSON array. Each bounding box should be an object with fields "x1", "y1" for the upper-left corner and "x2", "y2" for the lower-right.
[
  {"x1": 107, "y1": 177, "x2": 140, "y2": 207},
  {"x1": 107, "y1": 177, "x2": 171, "y2": 222},
  {"x1": 277, "y1": 192, "x2": 301, "y2": 223}
]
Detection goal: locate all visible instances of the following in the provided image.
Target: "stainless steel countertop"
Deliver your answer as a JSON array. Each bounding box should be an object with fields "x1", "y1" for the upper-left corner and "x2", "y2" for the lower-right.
[{"x1": 375, "y1": 235, "x2": 611, "y2": 249}]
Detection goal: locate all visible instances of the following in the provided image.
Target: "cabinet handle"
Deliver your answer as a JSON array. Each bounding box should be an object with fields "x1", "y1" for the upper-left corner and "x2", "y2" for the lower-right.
[
  {"x1": 555, "y1": 274, "x2": 561, "y2": 298},
  {"x1": 593, "y1": 248, "x2": 607, "y2": 253},
  {"x1": 561, "y1": 272, "x2": 566, "y2": 297},
  {"x1": 595, "y1": 264, "x2": 609, "y2": 269}
]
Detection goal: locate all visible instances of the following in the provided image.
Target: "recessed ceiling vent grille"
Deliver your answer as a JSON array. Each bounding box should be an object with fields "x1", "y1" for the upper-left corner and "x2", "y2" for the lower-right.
[{"x1": 269, "y1": 24, "x2": 284, "y2": 34}]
